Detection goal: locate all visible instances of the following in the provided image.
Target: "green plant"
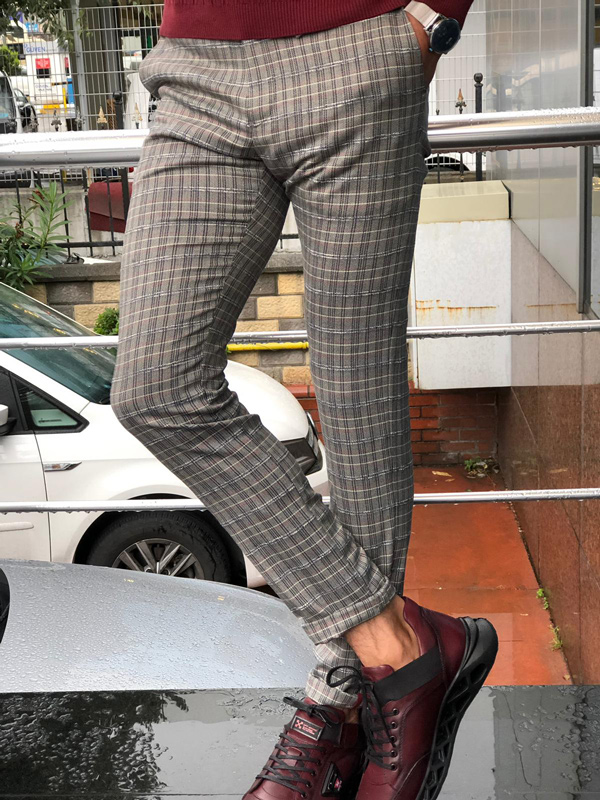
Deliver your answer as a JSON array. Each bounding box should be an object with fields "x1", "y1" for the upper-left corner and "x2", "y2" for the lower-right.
[
  {"x1": 550, "y1": 624, "x2": 563, "y2": 651},
  {"x1": 94, "y1": 307, "x2": 119, "y2": 336},
  {"x1": 0, "y1": 182, "x2": 72, "y2": 291},
  {"x1": 0, "y1": 44, "x2": 21, "y2": 76},
  {"x1": 1, "y1": 2, "x2": 73, "y2": 47},
  {"x1": 464, "y1": 457, "x2": 500, "y2": 478},
  {"x1": 537, "y1": 587, "x2": 549, "y2": 610}
]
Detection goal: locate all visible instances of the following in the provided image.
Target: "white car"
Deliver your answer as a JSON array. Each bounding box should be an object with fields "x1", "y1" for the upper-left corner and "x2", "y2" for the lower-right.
[
  {"x1": 0, "y1": 70, "x2": 24, "y2": 135},
  {"x1": 0, "y1": 282, "x2": 328, "y2": 588},
  {"x1": 0, "y1": 559, "x2": 315, "y2": 692}
]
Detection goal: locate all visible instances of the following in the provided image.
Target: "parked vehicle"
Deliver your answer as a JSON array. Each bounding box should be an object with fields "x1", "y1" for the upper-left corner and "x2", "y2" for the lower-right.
[
  {"x1": 12, "y1": 87, "x2": 38, "y2": 132},
  {"x1": 0, "y1": 71, "x2": 23, "y2": 135},
  {"x1": 0, "y1": 559, "x2": 314, "y2": 692},
  {"x1": 0, "y1": 559, "x2": 314, "y2": 795},
  {"x1": 0, "y1": 282, "x2": 329, "y2": 587}
]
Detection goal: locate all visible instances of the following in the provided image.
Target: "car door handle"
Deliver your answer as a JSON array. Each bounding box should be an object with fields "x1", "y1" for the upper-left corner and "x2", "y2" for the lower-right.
[
  {"x1": 43, "y1": 462, "x2": 82, "y2": 472},
  {"x1": 0, "y1": 521, "x2": 34, "y2": 531}
]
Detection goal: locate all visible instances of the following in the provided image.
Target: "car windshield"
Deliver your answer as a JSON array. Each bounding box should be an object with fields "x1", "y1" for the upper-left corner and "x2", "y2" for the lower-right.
[{"x1": 0, "y1": 283, "x2": 115, "y2": 404}]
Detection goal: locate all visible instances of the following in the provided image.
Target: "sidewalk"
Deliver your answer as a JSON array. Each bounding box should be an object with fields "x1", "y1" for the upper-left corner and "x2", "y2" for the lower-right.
[{"x1": 407, "y1": 466, "x2": 571, "y2": 685}]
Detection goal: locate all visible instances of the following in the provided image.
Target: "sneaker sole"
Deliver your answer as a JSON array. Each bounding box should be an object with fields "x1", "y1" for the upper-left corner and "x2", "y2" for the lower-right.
[{"x1": 415, "y1": 616, "x2": 499, "y2": 800}]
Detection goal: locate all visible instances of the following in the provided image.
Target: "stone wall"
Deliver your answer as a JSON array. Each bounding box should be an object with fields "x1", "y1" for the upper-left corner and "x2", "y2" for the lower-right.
[{"x1": 25, "y1": 250, "x2": 313, "y2": 384}]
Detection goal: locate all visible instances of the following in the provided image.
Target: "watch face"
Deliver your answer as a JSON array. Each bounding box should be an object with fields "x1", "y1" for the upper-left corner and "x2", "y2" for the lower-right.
[{"x1": 430, "y1": 18, "x2": 461, "y2": 54}]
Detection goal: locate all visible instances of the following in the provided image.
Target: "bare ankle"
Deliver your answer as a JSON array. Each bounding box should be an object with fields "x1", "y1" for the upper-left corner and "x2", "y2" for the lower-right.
[{"x1": 344, "y1": 596, "x2": 421, "y2": 671}]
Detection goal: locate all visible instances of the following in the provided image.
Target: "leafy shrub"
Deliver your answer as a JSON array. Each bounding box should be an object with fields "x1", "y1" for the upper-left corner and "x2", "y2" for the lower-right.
[
  {"x1": 94, "y1": 306, "x2": 119, "y2": 335},
  {"x1": 0, "y1": 44, "x2": 21, "y2": 76},
  {"x1": 0, "y1": 182, "x2": 72, "y2": 291}
]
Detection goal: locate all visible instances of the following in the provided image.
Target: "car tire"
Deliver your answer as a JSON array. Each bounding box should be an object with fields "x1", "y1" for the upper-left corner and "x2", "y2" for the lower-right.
[{"x1": 86, "y1": 511, "x2": 232, "y2": 582}]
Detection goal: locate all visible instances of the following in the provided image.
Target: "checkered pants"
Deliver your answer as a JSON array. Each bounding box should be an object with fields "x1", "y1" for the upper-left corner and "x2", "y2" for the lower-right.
[{"x1": 111, "y1": 6, "x2": 431, "y2": 707}]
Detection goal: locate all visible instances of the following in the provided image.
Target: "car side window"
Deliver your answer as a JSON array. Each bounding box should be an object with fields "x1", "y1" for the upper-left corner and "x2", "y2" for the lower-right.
[
  {"x1": 16, "y1": 382, "x2": 80, "y2": 431},
  {"x1": 0, "y1": 370, "x2": 26, "y2": 434}
]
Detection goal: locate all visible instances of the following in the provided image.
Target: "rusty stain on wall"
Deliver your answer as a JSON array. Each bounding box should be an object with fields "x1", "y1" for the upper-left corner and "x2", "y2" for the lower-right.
[{"x1": 416, "y1": 299, "x2": 498, "y2": 318}]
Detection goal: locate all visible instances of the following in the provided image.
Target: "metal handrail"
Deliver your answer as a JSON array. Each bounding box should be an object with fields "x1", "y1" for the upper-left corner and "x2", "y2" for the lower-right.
[
  {"x1": 1, "y1": 320, "x2": 599, "y2": 352},
  {"x1": 1, "y1": 108, "x2": 600, "y2": 169},
  {"x1": 1, "y1": 487, "x2": 599, "y2": 513}
]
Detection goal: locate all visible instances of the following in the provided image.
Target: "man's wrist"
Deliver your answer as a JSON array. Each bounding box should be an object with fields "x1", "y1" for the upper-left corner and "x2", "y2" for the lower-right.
[{"x1": 404, "y1": 0, "x2": 462, "y2": 54}]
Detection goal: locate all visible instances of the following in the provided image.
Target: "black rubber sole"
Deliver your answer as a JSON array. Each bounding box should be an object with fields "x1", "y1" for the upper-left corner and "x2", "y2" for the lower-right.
[{"x1": 415, "y1": 616, "x2": 499, "y2": 800}]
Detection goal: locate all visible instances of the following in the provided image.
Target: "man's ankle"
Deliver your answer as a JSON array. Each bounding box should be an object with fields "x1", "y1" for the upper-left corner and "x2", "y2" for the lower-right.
[{"x1": 344, "y1": 595, "x2": 421, "y2": 671}]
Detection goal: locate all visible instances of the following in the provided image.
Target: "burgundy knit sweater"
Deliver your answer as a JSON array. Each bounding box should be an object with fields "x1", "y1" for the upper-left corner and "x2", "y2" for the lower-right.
[{"x1": 160, "y1": 0, "x2": 474, "y2": 41}]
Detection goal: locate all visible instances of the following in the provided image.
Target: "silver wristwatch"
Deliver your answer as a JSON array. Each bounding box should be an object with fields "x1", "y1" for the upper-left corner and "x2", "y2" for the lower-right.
[{"x1": 404, "y1": 0, "x2": 461, "y2": 55}]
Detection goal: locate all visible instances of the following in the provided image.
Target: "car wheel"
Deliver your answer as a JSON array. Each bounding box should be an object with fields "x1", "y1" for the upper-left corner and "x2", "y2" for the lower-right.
[{"x1": 86, "y1": 511, "x2": 232, "y2": 582}]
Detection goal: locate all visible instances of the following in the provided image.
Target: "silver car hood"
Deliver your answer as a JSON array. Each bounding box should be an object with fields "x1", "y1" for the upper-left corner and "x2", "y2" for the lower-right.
[{"x1": 0, "y1": 560, "x2": 314, "y2": 693}]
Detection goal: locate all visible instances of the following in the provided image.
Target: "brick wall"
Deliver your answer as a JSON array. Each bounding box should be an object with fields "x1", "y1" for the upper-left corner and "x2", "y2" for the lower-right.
[
  {"x1": 408, "y1": 383, "x2": 497, "y2": 465},
  {"x1": 290, "y1": 383, "x2": 497, "y2": 466}
]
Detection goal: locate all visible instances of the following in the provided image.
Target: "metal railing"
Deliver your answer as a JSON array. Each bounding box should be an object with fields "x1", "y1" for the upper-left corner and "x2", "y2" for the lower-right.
[
  {"x1": 3, "y1": 108, "x2": 600, "y2": 169},
  {"x1": 2, "y1": 320, "x2": 600, "y2": 354},
  {"x1": 2, "y1": 107, "x2": 598, "y2": 260},
  {"x1": 1, "y1": 108, "x2": 600, "y2": 513}
]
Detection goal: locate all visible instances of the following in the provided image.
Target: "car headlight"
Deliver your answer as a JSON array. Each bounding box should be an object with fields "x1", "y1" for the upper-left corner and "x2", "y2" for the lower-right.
[{"x1": 283, "y1": 411, "x2": 323, "y2": 475}]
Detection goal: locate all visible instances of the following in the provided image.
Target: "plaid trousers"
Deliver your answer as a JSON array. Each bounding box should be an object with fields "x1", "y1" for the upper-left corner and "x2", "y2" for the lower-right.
[{"x1": 110, "y1": 6, "x2": 431, "y2": 707}]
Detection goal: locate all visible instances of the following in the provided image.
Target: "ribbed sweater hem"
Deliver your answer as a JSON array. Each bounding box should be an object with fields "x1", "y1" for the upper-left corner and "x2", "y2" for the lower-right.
[{"x1": 160, "y1": 0, "x2": 472, "y2": 40}]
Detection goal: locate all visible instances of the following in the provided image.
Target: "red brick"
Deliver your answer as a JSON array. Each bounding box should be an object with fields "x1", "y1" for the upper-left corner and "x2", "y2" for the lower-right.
[
  {"x1": 441, "y1": 417, "x2": 477, "y2": 428},
  {"x1": 438, "y1": 404, "x2": 478, "y2": 418},
  {"x1": 423, "y1": 430, "x2": 456, "y2": 441},
  {"x1": 412, "y1": 442, "x2": 440, "y2": 453},
  {"x1": 441, "y1": 442, "x2": 480, "y2": 454},
  {"x1": 409, "y1": 407, "x2": 421, "y2": 418},
  {"x1": 412, "y1": 454, "x2": 422, "y2": 465},
  {"x1": 476, "y1": 417, "x2": 497, "y2": 429},
  {"x1": 437, "y1": 393, "x2": 478, "y2": 406},
  {"x1": 474, "y1": 405, "x2": 496, "y2": 417},
  {"x1": 421, "y1": 406, "x2": 442, "y2": 418},
  {"x1": 476, "y1": 391, "x2": 497, "y2": 404},
  {"x1": 411, "y1": 418, "x2": 439, "y2": 430},
  {"x1": 458, "y1": 428, "x2": 481, "y2": 441},
  {"x1": 300, "y1": 398, "x2": 319, "y2": 410},
  {"x1": 411, "y1": 430, "x2": 422, "y2": 442},
  {"x1": 308, "y1": 384, "x2": 317, "y2": 397},
  {"x1": 288, "y1": 384, "x2": 310, "y2": 398},
  {"x1": 439, "y1": 441, "x2": 462, "y2": 452},
  {"x1": 420, "y1": 452, "x2": 460, "y2": 465},
  {"x1": 409, "y1": 394, "x2": 439, "y2": 406},
  {"x1": 471, "y1": 429, "x2": 496, "y2": 442}
]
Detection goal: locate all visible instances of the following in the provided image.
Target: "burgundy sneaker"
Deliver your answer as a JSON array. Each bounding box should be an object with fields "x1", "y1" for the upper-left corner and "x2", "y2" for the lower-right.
[
  {"x1": 243, "y1": 695, "x2": 366, "y2": 800},
  {"x1": 326, "y1": 596, "x2": 498, "y2": 800}
]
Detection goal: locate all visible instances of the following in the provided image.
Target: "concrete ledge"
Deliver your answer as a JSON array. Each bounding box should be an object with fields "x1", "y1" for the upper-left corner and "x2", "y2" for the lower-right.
[
  {"x1": 418, "y1": 179, "x2": 510, "y2": 225},
  {"x1": 43, "y1": 258, "x2": 121, "y2": 283},
  {"x1": 264, "y1": 251, "x2": 304, "y2": 273},
  {"x1": 42, "y1": 250, "x2": 304, "y2": 283}
]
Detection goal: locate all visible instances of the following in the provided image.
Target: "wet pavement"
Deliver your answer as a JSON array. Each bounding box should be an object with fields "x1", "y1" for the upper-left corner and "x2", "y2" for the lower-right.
[
  {"x1": 409, "y1": 467, "x2": 572, "y2": 685},
  {"x1": 1, "y1": 686, "x2": 599, "y2": 798}
]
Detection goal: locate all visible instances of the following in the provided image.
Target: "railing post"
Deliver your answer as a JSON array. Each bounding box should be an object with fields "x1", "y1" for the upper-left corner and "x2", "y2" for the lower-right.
[
  {"x1": 474, "y1": 73, "x2": 483, "y2": 181},
  {"x1": 112, "y1": 91, "x2": 131, "y2": 223}
]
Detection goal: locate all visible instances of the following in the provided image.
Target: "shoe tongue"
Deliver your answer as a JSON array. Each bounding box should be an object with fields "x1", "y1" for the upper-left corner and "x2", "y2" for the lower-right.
[
  {"x1": 362, "y1": 664, "x2": 395, "y2": 682},
  {"x1": 289, "y1": 701, "x2": 344, "y2": 744}
]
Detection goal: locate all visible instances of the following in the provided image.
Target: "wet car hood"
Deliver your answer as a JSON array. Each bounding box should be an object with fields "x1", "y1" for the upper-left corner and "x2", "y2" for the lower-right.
[
  {"x1": 0, "y1": 560, "x2": 315, "y2": 693},
  {"x1": 0, "y1": 686, "x2": 599, "y2": 798}
]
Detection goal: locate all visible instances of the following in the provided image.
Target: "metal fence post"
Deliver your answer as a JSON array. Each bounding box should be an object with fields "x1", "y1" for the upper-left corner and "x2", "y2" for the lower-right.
[
  {"x1": 112, "y1": 91, "x2": 131, "y2": 223},
  {"x1": 474, "y1": 73, "x2": 483, "y2": 181}
]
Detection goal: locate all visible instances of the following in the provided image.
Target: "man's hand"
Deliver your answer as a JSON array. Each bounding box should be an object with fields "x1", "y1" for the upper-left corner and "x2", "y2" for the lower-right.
[{"x1": 405, "y1": 11, "x2": 441, "y2": 86}]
